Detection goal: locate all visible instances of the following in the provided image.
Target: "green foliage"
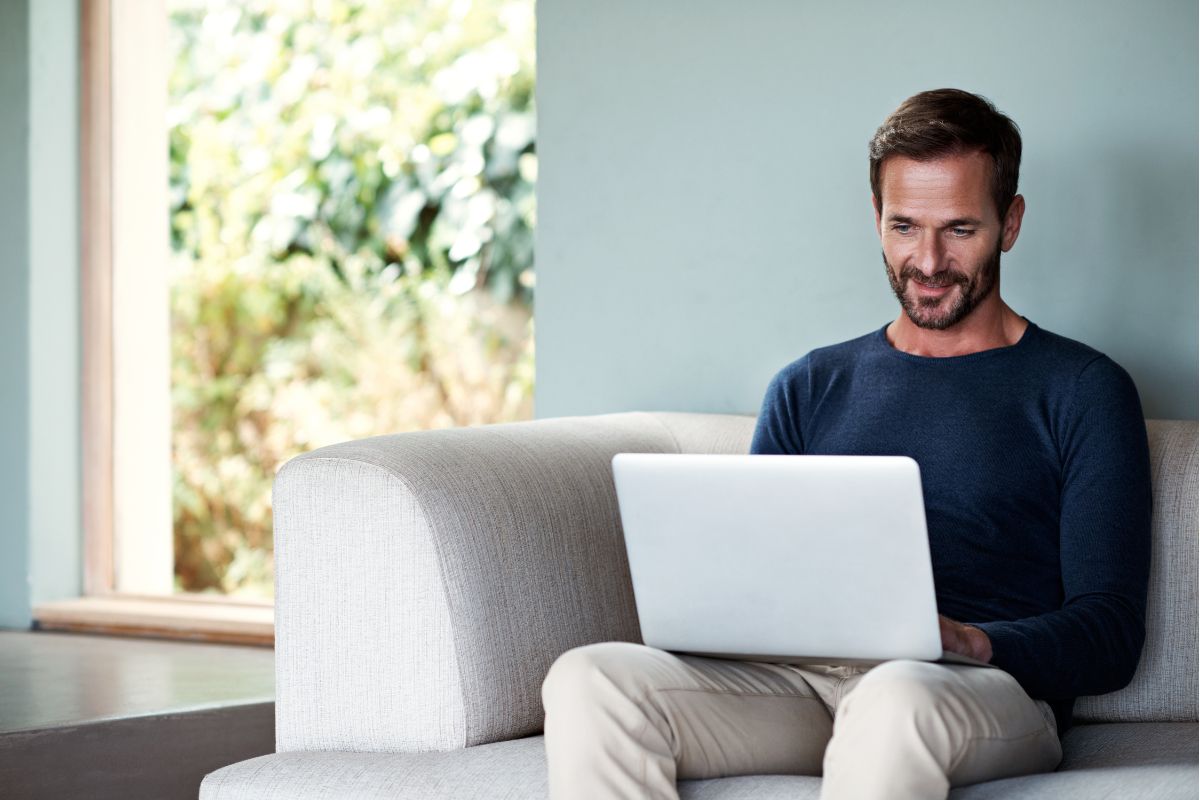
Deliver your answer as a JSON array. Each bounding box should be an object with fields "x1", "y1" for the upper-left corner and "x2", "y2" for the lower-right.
[{"x1": 168, "y1": 0, "x2": 535, "y2": 596}]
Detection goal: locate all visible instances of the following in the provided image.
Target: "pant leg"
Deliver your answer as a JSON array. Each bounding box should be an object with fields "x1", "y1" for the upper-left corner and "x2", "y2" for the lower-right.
[
  {"x1": 820, "y1": 660, "x2": 1063, "y2": 800},
  {"x1": 541, "y1": 642, "x2": 836, "y2": 800}
]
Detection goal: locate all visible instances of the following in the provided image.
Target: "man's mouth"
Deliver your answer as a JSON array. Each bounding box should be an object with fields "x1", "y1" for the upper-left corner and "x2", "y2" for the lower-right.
[{"x1": 910, "y1": 278, "x2": 956, "y2": 296}]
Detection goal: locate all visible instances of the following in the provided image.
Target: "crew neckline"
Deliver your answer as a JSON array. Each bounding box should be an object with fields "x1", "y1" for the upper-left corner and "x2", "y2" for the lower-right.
[{"x1": 874, "y1": 318, "x2": 1038, "y2": 364}]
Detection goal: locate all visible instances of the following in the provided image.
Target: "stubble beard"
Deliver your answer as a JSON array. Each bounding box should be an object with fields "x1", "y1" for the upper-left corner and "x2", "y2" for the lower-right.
[{"x1": 883, "y1": 242, "x2": 1002, "y2": 331}]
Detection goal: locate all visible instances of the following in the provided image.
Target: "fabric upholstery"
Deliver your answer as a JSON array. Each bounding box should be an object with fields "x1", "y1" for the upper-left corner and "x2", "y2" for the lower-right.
[
  {"x1": 272, "y1": 457, "x2": 464, "y2": 753},
  {"x1": 948, "y1": 722, "x2": 1200, "y2": 799},
  {"x1": 645, "y1": 411, "x2": 757, "y2": 455},
  {"x1": 270, "y1": 412, "x2": 1196, "y2": 762},
  {"x1": 1075, "y1": 420, "x2": 1199, "y2": 723},
  {"x1": 200, "y1": 724, "x2": 1199, "y2": 799},
  {"x1": 200, "y1": 736, "x2": 550, "y2": 799},
  {"x1": 273, "y1": 413, "x2": 678, "y2": 751}
]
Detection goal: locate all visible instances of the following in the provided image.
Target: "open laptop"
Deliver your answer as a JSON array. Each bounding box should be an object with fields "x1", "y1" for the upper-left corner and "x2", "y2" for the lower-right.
[{"x1": 610, "y1": 453, "x2": 992, "y2": 668}]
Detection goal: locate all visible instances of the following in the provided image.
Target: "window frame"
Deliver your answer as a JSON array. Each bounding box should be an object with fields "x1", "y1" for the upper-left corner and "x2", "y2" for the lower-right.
[{"x1": 33, "y1": 0, "x2": 272, "y2": 646}]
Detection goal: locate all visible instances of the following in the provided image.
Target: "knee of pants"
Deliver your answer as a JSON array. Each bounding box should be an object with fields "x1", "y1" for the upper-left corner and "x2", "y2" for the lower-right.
[
  {"x1": 541, "y1": 641, "x2": 659, "y2": 713},
  {"x1": 837, "y1": 659, "x2": 961, "y2": 732}
]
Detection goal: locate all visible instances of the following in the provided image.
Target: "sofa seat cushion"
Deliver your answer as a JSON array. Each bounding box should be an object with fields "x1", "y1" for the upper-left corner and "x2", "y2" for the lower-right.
[
  {"x1": 200, "y1": 736, "x2": 549, "y2": 800},
  {"x1": 200, "y1": 723, "x2": 1198, "y2": 799}
]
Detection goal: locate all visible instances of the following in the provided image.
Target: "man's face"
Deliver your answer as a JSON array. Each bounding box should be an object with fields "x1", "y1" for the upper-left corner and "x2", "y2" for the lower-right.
[{"x1": 874, "y1": 151, "x2": 1012, "y2": 331}]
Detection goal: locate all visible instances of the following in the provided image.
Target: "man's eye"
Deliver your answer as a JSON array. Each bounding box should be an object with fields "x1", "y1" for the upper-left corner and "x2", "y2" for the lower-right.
[
  {"x1": 951, "y1": 228, "x2": 973, "y2": 237},
  {"x1": 894, "y1": 224, "x2": 912, "y2": 234}
]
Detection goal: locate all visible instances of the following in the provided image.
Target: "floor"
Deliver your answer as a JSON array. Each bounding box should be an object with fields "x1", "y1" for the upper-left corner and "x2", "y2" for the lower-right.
[{"x1": 0, "y1": 630, "x2": 275, "y2": 799}]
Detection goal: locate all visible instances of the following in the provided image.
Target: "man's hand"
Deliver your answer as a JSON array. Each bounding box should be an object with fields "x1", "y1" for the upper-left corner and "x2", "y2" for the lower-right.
[{"x1": 939, "y1": 615, "x2": 993, "y2": 663}]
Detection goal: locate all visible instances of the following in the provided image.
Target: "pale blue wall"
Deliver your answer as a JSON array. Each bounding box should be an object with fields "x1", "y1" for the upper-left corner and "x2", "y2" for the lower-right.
[
  {"x1": 28, "y1": 0, "x2": 81, "y2": 612},
  {"x1": 0, "y1": 0, "x2": 34, "y2": 628},
  {"x1": 536, "y1": 0, "x2": 1199, "y2": 420},
  {"x1": 0, "y1": 0, "x2": 81, "y2": 629}
]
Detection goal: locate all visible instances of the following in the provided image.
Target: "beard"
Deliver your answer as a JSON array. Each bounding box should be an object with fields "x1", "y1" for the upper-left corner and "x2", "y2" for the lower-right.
[{"x1": 883, "y1": 241, "x2": 1001, "y2": 331}]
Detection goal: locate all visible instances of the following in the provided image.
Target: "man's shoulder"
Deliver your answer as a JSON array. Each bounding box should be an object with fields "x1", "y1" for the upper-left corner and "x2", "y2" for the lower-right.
[
  {"x1": 1025, "y1": 325, "x2": 1144, "y2": 424},
  {"x1": 1027, "y1": 324, "x2": 1134, "y2": 384},
  {"x1": 1028, "y1": 323, "x2": 1103, "y2": 363}
]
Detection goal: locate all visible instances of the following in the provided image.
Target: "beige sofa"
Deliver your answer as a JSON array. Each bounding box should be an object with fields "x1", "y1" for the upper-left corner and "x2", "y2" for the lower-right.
[{"x1": 201, "y1": 413, "x2": 1198, "y2": 799}]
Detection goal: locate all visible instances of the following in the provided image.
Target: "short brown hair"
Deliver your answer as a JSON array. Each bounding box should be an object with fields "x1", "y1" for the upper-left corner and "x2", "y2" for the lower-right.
[{"x1": 869, "y1": 89, "x2": 1022, "y2": 219}]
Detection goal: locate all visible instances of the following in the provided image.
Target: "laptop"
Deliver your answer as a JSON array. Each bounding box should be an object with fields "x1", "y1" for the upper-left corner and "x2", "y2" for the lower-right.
[{"x1": 610, "y1": 453, "x2": 991, "y2": 668}]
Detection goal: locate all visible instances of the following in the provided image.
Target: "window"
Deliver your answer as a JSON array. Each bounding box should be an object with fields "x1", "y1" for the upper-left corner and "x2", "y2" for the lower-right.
[{"x1": 36, "y1": 0, "x2": 534, "y2": 643}]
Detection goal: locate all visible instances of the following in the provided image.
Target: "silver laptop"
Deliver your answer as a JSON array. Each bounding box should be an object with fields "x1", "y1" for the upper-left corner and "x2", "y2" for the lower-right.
[{"x1": 610, "y1": 453, "x2": 991, "y2": 667}]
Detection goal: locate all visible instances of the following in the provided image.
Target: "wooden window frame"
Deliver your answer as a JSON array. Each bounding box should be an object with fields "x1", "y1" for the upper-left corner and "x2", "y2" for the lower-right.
[
  {"x1": 80, "y1": 0, "x2": 115, "y2": 600},
  {"x1": 33, "y1": 0, "x2": 272, "y2": 647}
]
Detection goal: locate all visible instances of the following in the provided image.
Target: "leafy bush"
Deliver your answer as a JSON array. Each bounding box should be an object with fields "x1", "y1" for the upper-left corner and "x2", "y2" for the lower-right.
[{"x1": 168, "y1": 0, "x2": 534, "y2": 596}]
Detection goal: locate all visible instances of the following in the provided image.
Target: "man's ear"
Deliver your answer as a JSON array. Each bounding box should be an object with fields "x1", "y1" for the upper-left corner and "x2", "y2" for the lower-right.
[
  {"x1": 1001, "y1": 194, "x2": 1025, "y2": 252},
  {"x1": 872, "y1": 194, "x2": 882, "y2": 237}
]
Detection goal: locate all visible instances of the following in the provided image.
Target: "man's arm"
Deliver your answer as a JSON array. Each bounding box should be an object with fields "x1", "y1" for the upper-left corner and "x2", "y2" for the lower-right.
[{"x1": 970, "y1": 357, "x2": 1152, "y2": 700}]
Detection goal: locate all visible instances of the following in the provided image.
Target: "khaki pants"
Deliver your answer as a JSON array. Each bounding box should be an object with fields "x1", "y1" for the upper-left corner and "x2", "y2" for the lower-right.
[{"x1": 542, "y1": 642, "x2": 1062, "y2": 800}]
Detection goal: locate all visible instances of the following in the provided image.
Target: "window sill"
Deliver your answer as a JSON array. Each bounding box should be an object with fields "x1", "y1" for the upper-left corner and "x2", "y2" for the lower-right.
[{"x1": 32, "y1": 594, "x2": 274, "y2": 647}]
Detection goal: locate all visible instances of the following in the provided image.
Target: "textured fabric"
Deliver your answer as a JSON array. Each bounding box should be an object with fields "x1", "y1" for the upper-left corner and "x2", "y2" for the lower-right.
[
  {"x1": 200, "y1": 724, "x2": 1197, "y2": 799},
  {"x1": 273, "y1": 413, "x2": 681, "y2": 751},
  {"x1": 750, "y1": 322, "x2": 1153, "y2": 736},
  {"x1": 950, "y1": 722, "x2": 1200, "y2": 799},
  {"x1": 1075, "y1": 420, "x2": 1199, "y2": 723},
  {"x1": 646, "y1": 412, "x2": 757, "y2": 455},
  {"x1": 200, "y1": 736, "x2": 549, "y2": 799},
  {"x1": 542, "y1": 642, "x2": 1060, "y2": 800},
  {"x1": 267, "y1": 409, "x2": 1193, "y2": 764},
  {"x1": 272, "y1": 457, "x2": 464, "y2": 752},
  {"x1": 679, "y1": 777, "x2": 821, "y2": 800}
]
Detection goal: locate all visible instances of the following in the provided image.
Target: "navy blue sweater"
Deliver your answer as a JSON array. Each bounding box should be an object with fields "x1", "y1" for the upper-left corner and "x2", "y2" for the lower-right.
[{"x1": 749, "y1": 321, "x2": 1152, "y2": 735}]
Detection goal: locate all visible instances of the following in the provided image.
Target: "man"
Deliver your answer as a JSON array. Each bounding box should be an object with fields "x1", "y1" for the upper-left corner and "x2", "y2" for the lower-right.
[{"x1": 541, "y1": 88, "x2": 1151, "y2": 800}]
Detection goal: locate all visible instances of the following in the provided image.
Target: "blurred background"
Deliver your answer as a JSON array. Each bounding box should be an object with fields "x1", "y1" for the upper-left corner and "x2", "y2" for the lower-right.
[
  {"x1": 167, "y1": 0, "x2": 535, "y2": 597},
  {"x1": 1, "y1": 0, "x2": 1195, "y2": 629}
]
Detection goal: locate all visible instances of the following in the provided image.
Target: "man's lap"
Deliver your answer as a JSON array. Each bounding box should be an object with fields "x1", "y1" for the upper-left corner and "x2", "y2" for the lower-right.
[{"x1": 543, "y1": 642, "x2": 1060, "y2": 783}]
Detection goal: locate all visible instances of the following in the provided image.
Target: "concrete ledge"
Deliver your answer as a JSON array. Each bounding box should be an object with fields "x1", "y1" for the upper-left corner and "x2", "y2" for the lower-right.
[
  {"x1": 1, "y1": 701, "x2": 274, "y2": 800},
  {"x1": 0, "y1": 631, "x2": 276, "y2": 798}
]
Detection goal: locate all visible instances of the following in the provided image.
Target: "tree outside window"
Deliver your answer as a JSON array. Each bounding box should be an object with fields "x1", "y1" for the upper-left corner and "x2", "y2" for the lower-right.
[{"x1": 168, "y1": 0, "x2": 535, "y2": 597}]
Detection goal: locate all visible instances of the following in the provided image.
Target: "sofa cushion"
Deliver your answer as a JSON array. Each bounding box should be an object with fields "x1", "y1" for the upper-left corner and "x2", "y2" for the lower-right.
[
  {"x1": 200, "y1": 736, "x2": 549, "y2": 800},
  {"x1": 200, "y1": 723, "x2": 1198, "y2": 799},
  {"x1": 645, "y1": 411, "x2": 757, "y2": 455},
  {"x1": 946, "y1": 722, "x2": 1200, "y2": 799}
]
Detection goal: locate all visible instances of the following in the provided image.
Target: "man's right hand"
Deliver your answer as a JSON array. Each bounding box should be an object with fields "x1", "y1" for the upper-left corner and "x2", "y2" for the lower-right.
[{"x1": 939, "y1": 614, "x2": 993, "y2": 663}]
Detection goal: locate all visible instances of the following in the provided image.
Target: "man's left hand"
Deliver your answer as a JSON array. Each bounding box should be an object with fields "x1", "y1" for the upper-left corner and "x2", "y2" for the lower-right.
[{"x1": 939, "y1": 615, "x2": 993, "y2": 663}]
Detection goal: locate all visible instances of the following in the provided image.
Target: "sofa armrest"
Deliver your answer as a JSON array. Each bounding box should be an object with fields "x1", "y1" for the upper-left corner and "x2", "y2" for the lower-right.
[{"x1": 272, "y1": 412, "x2": 695, "y2": 752}]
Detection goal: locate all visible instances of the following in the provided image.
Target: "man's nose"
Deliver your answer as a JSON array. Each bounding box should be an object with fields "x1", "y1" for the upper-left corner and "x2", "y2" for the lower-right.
[{"x1": 913, "y1": 233, "x2": 945, "y2": 277}]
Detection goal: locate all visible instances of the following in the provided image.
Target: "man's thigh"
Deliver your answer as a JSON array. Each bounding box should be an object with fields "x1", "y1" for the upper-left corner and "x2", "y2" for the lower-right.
[
  {"x1": 833, "y1": 660, "x2": 1061, "y2": 786},
  {"x1": 543, "y1": 642, "x2": 838, "y2": 779}
]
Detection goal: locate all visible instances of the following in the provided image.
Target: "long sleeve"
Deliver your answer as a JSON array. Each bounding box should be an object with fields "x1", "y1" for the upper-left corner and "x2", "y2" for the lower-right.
[{"x1": 972, "y1": 356, "x2": 1152, "y2": 700}]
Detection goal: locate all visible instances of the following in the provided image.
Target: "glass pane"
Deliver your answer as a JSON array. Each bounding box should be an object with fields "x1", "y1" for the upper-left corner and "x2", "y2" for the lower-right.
[{"x1": 167, "y1": 0, "x2": 535, "y2": 598}]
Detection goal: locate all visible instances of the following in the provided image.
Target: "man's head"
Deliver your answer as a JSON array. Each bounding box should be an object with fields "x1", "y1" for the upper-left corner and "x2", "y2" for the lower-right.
[
  {"x1": 870, "y1": 89, "x2": 1022, "y2": 221},
  {"x1": 869, "y1": 90, "x2": 1025, "y2": 331}
]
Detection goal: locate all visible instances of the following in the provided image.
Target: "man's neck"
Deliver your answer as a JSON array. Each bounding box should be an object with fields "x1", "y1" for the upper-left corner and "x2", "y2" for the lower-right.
[{"x1": 885, "y1": 297, "x2": 1028, "y2": 358}]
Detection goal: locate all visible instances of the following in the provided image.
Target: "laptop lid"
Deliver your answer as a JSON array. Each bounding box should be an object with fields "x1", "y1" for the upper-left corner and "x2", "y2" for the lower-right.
[{"x1": 611, "y1": 453, "x2": 944, "y2": 664}]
